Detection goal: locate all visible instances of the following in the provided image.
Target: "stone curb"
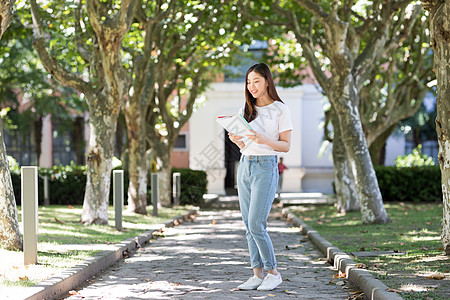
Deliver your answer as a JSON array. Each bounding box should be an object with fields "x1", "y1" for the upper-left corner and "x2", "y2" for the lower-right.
[
  {"x1": 21, "y1": 209, "x2": 198, "y2": 300},
  {"x1": 282, "y1": 208, "x2": 403, "y2": 300}
]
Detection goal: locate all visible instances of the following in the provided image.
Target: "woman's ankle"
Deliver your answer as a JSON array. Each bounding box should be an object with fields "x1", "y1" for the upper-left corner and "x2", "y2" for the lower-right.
[
  {"x1": 253, "y1": 268, "x2": 264, "y2": 279},
  {"x1": 267, "y1": 269, "x2": 278, "y2": 276}
]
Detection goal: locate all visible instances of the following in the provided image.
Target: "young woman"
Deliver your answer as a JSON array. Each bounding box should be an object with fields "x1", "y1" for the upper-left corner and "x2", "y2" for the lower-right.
[{"x1": 229, "y1": 63, "x2": 292, "y2": 291}]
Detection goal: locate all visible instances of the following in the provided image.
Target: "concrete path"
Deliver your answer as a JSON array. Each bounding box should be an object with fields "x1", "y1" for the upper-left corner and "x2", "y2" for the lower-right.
[{"x1": 66, "y1": 210, "x2": 355, "y2": 299}]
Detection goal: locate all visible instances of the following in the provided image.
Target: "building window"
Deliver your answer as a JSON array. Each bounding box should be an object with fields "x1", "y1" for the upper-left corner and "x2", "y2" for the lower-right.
[
  {"x1": 52, "y1": 122, "x2": 76, "y2": 166},
  {"x1": 224, "y1": 41, "x2": 268, "y2": 83},
  {"x1": 174, "y1": 133, "x2": 188, "y2": 151},
  {"x1": 3, "y1": 129, "x2": 37, "y2": 166}
]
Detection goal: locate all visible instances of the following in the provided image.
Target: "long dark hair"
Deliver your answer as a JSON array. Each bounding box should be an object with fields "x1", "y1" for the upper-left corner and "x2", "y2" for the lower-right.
[{"x1": 244, "y1": 63, "x2": 283, "y2": 122}]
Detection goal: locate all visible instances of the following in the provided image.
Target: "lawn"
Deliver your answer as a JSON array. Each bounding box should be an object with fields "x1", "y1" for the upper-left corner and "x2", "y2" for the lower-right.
[
  {"x1": 289, "y1": 202, "x2": 450, "y2": 300},
  {"x1": 0, "y1": 205, "x2": 193, "y2": 288}
]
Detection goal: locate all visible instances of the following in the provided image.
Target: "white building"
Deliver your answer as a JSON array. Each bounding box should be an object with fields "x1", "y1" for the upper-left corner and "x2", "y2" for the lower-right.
[{"x1": 189, "y1": 82, "x2": 407, "y2": 195}]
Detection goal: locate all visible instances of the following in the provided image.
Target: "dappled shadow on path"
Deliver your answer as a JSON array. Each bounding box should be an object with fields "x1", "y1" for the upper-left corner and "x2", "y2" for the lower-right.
[{"x1": 68, "y1": 210, "x2": 351, "y2": 299}]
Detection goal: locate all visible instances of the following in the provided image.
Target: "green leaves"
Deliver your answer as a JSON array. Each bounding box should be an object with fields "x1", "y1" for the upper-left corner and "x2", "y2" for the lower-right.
[
  {"x1": 0, "y1": 3, "x2": 85, "y2": 133},
  {"x1": 395, "y1": 145, "x2": 435, "y2": 168}
]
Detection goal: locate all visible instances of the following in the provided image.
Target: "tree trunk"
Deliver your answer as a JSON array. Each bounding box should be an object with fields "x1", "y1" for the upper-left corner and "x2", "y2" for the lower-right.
[
  {"x1": 0, "y1": 0, "x2": 22, "y2": 251},
  {"x1": 115, "y1": 115, "x2": 126, "y2": 160},
  {"x1": 332, "y1": 76, "x2": 390, "y2": 224},
  {"x1": 34, "y1": 117, "x2": 42, "y2": 166},
  {"x1": 30, "y1": 0, "x2": 135, "y2": 225},
  {"x1": 368, "y1": 125, "x2": 396, "y2": 166},
  {"x1": 81, "y1": 101, "x2": 119, "y2": 225},
  {"x1": 124, "y1": 105, "x2": 147, "y2": 214},
  {"x1": 331, "y1": 110, "x2": 359, "y2": 213},
  {"x1": 71, "y1": 116, "x2": 85, "y2": 165},
  {"x1": 425, "y1": 0, "x2": 450, "y2": 255},
  {"x1": 157, "y1": 150, "x2": 172, "y2": 207},
  {"x1": 0, "y1": 119, "x2": 23, "y2": 250}
]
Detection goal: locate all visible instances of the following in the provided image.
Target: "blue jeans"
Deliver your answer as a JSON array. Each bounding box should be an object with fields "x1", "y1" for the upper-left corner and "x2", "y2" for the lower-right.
[{"x1": 237, "y1": 155, "x2": 279, "y2": 270}]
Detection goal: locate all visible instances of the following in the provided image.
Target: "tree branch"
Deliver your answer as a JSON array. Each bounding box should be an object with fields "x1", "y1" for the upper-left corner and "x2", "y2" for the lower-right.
[
  {"x1": 179, "y1": 69, "x2": 203, "y2": 127},
  {"x1": 384, "y1": 3, "x2": 422, "y2": 54},
  {"x1": 238, "y1": 0, "x2": 289, "y2": 26},
  {"x1": 74, "y1": 0, "x2": 92, "y2": 63},
  {"x1": 285, "y1": 8, "x2": 329, "y2": 90},
  {"x1": 116, "y1": 0, "x2": 135, "y2": 26},
  {"x1": 30, "y1": 0, "x2": 91, "y2": 95},
  {"x1": 294, "y1": 0, "x2": 329, "y2": 24},
  {"x1": 353, "y1": 1, "x2": 394, "y2": 90},
  {"x1": 166, "y1": 9, "x2": 210, "y2": 60},
  {"x1": 86, "y1": 0, "x2": 136, "y2": 39},
  {"x1": 0, "y1": 0, "x2": 15, "y2": 39}
]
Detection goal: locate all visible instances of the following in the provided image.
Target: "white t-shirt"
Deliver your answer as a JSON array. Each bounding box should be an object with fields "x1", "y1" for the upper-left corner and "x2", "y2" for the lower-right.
[{"x1": 239, "y1": 101, "x2": 293, "y2": 156}]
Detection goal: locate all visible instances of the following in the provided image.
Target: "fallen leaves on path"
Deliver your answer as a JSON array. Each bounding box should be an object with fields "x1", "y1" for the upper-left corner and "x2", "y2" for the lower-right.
[
  {"x1": 349, "y1": 290, "x2": 363, "y2": 295},
  {"x1": 426, "y1": 274, "x2": 445, "y2": 280},
  {"x1": 386, "y1": 288, "x2": 403, "y2": 293},
  {"x1": 54, "y1": 217, "x2": 65, "y2": 224},
  {"x1": 68, "y1": 290, "x2": 80, "y2": 295},
  {"x1": 355, "y1": 263, "x2": 367, "y2": 269},
  {"x1": 333, "y1": 271, "x2": 346, "y2": 278},
  {"x1": 348, "y1": 292, "x2": 365, "y2": 299}
]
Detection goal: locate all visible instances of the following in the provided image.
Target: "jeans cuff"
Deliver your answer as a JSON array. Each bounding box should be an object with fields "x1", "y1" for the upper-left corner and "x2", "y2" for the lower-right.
[
  {"x1": 251, "y1": 263, "x2": 264, "y2": 269},
  {"x1": 263, "y1": 264, "x2": 276, "y2": 271}
]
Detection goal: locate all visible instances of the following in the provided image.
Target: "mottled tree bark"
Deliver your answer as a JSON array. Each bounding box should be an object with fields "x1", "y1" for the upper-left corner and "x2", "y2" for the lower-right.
[
  {"x1": 158, "y1": 158, "x2": 172, "y2": 208},
  {"x1": 368, "y1": 125, "x2": 396, "y2": 166},
  {"x1": 81, "y1": 101, "x2": 119, "y2": 224},
  {"x1": 150, "y1": 139, "x2": 174, "y2": 207},
  {"x1": 0, "y1": 119, "x2": 23, "y2": 250},
  {"x1": 285, "y1": 0, "x2": 391, "y2": 223},
  {"x1": 123, "y1": 102, "x2": 147, "y2": 214},
  {"x1": 330, "y1": 75, "x2": 389, "y2": 223},
  {"x1": 0, "y1": 0, "x2": 22, "y2": 251},
  {"x1": 30, "y1": 0, "x2": 136, "y2": 224},
  {"x1": 424, "y1": 0, "x2": 450, "y2": 255},
  {"x1": 331, "y1": 110, "x2": 359, "y2": 213}
]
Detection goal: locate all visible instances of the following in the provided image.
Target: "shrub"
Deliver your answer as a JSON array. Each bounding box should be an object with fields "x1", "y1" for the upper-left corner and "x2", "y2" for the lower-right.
[
  {"x1": 374, "y1": 165, "x2": 441, "y2": 202},
  {"x1": 11, "y1": 163, "x2": 87, "y2": 206},
  {"x1": 395, "y1": 145, "x2": 435, "y2": 167},
  {"x1": 171, "y1": 168, "x2": 207, "y2": 206},
  {"x1": 9, "y1": 158, "x2": 206, "y2": 207}
]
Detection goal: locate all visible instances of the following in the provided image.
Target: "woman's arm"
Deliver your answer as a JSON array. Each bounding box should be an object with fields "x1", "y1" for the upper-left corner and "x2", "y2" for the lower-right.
[
  {"x1": 228, "y1": 132, "x2": 245, "y2": 149},
  {"x1": 246, "y1": 130, "x2": 291, "y2": 152}
]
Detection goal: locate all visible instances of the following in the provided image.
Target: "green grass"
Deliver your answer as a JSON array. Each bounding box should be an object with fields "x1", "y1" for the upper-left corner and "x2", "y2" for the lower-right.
[
  {"x1": 30, "y1": 205, "x2": 190, "y2": 245},
  {"x1": 290, "y1": 202, "x2": 450, "y2": 300},
  {"x1": 0, "y1": 277, "x2": 38, "y2": 287},
  {"x1": 1, "y1": 205, "x2": 193, "y2": 288}
]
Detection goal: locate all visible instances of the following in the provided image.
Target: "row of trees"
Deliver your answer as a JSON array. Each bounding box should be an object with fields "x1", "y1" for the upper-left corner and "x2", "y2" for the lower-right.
[
  {"x1": 0, "y1": 0, "x2": 449, "y2": 255},
  {"x1": 28, "y1": 0, "x2": 252, "y2": 224}
]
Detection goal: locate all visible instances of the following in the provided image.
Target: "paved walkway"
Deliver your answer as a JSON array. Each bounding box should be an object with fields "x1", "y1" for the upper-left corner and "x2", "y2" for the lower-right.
[{"x1": 66, "y1": 209, "x2": 355, "y2": 299}]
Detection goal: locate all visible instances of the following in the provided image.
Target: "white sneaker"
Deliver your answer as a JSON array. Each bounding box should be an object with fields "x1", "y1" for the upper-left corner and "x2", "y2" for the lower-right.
[
  {"x1": 237, "y1": 275, "x2": 264, "y2": 290},
  {"x1": 257, "y1": 273, "x2": 282, "y2": 291}
]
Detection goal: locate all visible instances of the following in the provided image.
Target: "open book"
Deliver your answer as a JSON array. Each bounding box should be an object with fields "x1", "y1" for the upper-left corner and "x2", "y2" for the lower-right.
[{"x1": 216, "y1": 114, "x2": 255, "y2": 138}]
